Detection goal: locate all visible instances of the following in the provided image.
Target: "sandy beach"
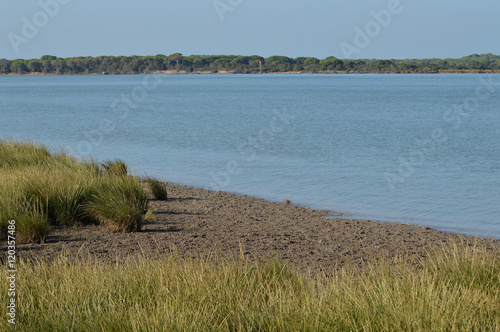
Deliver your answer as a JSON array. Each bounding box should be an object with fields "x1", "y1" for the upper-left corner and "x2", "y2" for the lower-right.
[{"x1": 16, "y1": 181, "x2": 498, "y2": 274}]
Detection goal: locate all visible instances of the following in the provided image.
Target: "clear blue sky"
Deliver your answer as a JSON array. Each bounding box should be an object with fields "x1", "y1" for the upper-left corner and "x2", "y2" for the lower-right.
[{"x1": 1, "y1": 0, "x2": 499, "y2": 60}]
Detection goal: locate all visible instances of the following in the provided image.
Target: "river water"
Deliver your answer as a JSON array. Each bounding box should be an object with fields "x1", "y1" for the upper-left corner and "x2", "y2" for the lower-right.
[{"x1": 1, "y1": 74, "x2": 499, "y2": 238}]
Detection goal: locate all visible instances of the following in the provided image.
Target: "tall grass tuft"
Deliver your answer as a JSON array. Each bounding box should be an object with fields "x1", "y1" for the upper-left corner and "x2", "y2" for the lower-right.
[
  {"x1": 146, "y1": 177, "x2": 168, "y2": 200},
  {"x1": 0, "y1": 192, "x2": 50, "y2": 243},
  {"x1": 101, "y1": 159, "x2": 128, "y2": 176},
  {"x1": 0, "y1": 139, "x2": 51, "y2": 168},
  {"x1": 0, "y1": 243, "x2": 497, "y2": 331},
  {"x1": 0, "y1": 139, "x2": 148, "y2": 242},
  {"x1": 85, "y1": 176, "x2": 148, "y2": 232}
]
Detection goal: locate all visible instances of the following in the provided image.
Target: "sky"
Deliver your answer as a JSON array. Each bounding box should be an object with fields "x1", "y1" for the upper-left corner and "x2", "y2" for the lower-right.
[{"x1": 1, "y1": 0, "x2": 499, "y2": 60}]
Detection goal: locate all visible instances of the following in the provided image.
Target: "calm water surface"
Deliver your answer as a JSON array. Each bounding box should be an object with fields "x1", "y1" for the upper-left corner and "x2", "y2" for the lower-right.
[{"x1": 0, "y1": 74, "x2": 499, "y2": 238}]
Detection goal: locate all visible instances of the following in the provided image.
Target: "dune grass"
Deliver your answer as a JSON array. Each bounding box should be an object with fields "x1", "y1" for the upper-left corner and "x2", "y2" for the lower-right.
[
  {"x1": 0, "y1": 243, "x2": 497, "y2": 331},
  {"x1": 101, "y1": 159, "x2": 129, "y2": 177},
  {"x1": 0, "y1": 139, "x2": 148, "y2": 242},
  {"x1": 146, "y1": 177, "x2": 168, "y2": 200}
]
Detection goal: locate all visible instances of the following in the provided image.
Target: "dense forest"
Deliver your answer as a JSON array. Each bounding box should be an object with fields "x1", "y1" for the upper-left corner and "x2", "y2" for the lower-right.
[{"x1": 1, "y1": 53, "x2": 500, "y2": 75}]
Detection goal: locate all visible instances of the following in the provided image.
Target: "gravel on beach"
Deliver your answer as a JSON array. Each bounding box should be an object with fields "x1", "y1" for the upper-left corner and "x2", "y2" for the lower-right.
[{"x1": 17, "y1": 182, "x2": 499, "y2": 274}]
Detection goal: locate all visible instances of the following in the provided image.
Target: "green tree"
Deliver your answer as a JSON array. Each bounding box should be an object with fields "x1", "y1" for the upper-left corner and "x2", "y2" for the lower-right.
[
  {"x1": 304, "y1": 57, "x2": 319, "y2": 66},
  {"x1": 169, "y1": 53, "x2": 183, "y2": 71},
  {"x1": 320, "y1": 57, "x2": 344, "y2": 71},
  {"x1": 153, "y1": 54, "x2": 166, "y2": 70},
  {"x1": 0, "y1": 59, "x2": 11, "y2": 74},
  {"x1": 193, "y1": 57, "x2": 207, "y2": 69},
  {"x1": 211, "y1": 58, "x2": 228, "y2": 72},
  {"x1": 304, "y1": 57, "x2": 320, "y2": 72},
  {"x1": 10, "y1": 59, "x2": 29, "y2": 74},
  {"x1": 40, "y1": 55, "x2": 57, "y2": 61},
  {"x1": 28, "y1": 60, "x2": 42, "y2": 72}
]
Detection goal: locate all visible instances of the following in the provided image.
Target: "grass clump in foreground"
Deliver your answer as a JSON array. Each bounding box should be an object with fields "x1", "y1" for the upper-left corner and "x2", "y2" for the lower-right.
[
  {"x1": 1, "y1": 243, "x2": 498, "y2": 331},
  {"x1": 146, "y1": 177, "x2": 168, "y2": 200},
  {"x1": 0, "y1": 139, "x2": 148, "y2": 242}
]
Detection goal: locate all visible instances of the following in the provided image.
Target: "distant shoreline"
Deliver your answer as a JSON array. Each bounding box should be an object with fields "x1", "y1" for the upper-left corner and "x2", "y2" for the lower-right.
[
  {"x1": 2, "y1": 70, "x2": 500, "y2": 76},
  {"x1": 2, "y1": 53, "x2": 500, "y2": 75}
]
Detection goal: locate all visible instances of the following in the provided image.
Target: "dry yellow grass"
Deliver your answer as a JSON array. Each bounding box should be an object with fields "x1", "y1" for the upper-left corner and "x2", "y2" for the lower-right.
[{"x1": 0, "y1": 243, "x2": 498, "y2": 331}]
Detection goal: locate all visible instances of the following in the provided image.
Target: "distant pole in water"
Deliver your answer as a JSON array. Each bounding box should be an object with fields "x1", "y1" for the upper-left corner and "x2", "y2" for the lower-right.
[{"x1": 259, "y1": 61, "x2": 262, "y2": 74}]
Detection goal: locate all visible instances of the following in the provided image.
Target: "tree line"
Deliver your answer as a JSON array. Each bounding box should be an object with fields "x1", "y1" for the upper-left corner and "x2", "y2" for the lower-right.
[{"x1": 1, "y1": 53, "x2": 500, "y2": 75}]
